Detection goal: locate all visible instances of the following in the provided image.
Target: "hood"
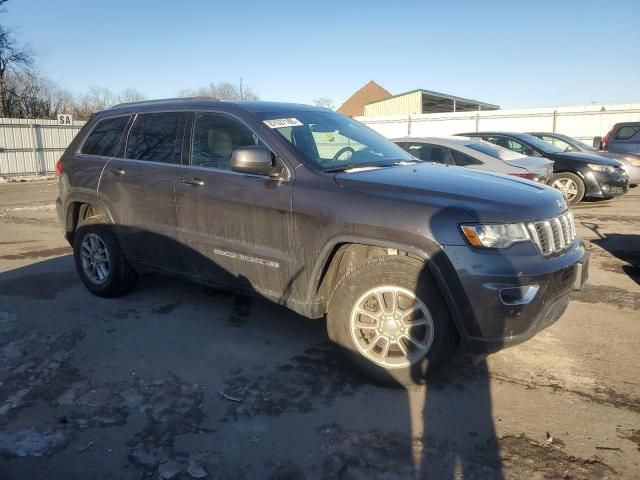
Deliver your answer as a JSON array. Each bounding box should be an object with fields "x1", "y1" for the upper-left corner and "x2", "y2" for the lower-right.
[
  {"x1": 545, "y1": 151, "x2": 623, "y2": 166},
  {"x1": 504, "y1": 156, "x2": 554, "y2": 176},
  {"x1": 595, "y1": 151, "x2": 640, "y2": 163},
  {"x1": 334, "y1": 163, "x2": 568, "y2": 223}
]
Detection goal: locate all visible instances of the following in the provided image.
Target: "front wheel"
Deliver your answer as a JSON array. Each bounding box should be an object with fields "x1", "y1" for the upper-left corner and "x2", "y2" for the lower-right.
[
  {"x1": 327, "y1": 256, "x2": 458, "y2": 386},
  {"x1": 549, "y1": 172, "x2": 585, "y2": 205}
]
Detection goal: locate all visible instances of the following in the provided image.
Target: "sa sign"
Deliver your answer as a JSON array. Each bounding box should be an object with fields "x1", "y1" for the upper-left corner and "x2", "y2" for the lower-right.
[{"x1": 58, "y1": 114, "x2": 72, "y2": 125}]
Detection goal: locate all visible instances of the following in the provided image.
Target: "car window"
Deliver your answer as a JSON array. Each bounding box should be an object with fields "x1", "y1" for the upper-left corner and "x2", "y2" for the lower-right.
[
  {"x1": 258, "y1": 111, "x2": 413, "y2": 171},
  {"x1": 451, "y1": 150, "x2": 482, "y2": 166},
  {"x1": 403, "y1": 143, "x2": 450, "y2": 164},
  {"x1": 81, "y1": 116, "x2": 130, "y2": 157},
  {"x1": 125, "y1": 112, "x2": 182, "y2": 163},
  {"x1": 465, "y1": 142, "x2": 525, "y2": 161},
  {"x1": 615, "y1": 126, "x2": 640, "y2": 140},
  {"x1": 541, "y1": 135, "x2": 574, "y2": 151},
  {"x1": 190, "y1": 113, "x2": 262, "y2": 171}
]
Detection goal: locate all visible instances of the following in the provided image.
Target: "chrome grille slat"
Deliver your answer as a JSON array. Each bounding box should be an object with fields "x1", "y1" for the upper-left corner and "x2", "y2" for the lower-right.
[{"x1": 527, "y1": 211, "x2": 575, "y2": 256}]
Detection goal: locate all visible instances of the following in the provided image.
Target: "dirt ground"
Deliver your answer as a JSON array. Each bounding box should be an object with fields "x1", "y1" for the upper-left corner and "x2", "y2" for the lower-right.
[{"x1": 0, "y1": 179, "x2": 638, "y2": 480}]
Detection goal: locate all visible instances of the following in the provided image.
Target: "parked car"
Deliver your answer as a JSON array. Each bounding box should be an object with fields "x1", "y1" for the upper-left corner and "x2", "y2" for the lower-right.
[
  {"x1": 458, "y1": 131, "x2": 629, "y2": 205},
  {"x1": 393, "y1": 136, "x2": 553, "y2": 182},
  {"x1": 56, "y1": 99, "x2": 589, "y2": 385},
  {"x1": 601, "y1": 122, "x2": 640, "y2": 155},
  {"x1": 528, "y1": 131, "x2": 640, "y2": 186}
]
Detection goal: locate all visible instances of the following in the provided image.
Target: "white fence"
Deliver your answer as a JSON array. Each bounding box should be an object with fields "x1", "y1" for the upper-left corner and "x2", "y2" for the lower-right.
[
  {"x1": 0, "y1": 118, "x2": 85, "y2": 177},
  {"x1": 2, "y1": 102, "x2": 640, "y2": 176},
  {"x1": 356, "y1": 102, "x2": 640, "y2": 143}
]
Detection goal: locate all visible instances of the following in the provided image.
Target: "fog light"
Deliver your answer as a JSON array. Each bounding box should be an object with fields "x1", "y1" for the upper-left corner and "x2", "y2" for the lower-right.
[{"x1": 499, "y1": 285, "x2": 539, "y2": 305}]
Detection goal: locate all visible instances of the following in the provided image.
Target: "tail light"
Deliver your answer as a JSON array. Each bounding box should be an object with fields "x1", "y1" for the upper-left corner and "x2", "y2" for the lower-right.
[
  {"x1": 602, "y1": 129, "x2": 613, "y2": 150},
  {"x1": 55, "y1": 159, "x2": 64, "y2": 177},
  {"x1": 510, "y1": 172, "x2": 543, "y2": 182}
]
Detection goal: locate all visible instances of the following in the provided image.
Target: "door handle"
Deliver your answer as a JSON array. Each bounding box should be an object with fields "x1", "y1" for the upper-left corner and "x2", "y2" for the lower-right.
[
  {"x1": 109, "y1": 167, "x2": 126, "y2": 176},
  {"x1": 181, "y1": 177, "x2": 205, "y2": 186}
]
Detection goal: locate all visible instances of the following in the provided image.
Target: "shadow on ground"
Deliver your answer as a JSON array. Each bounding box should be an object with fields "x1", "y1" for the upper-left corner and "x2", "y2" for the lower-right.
[{"x1": 0, "y1": 235, "x2": 613, "y2": 479}]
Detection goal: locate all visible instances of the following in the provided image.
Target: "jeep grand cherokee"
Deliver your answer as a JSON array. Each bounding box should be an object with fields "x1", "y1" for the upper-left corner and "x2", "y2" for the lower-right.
[{"x1": 56, "y1": 99, "x2": 589, "y2": 385}]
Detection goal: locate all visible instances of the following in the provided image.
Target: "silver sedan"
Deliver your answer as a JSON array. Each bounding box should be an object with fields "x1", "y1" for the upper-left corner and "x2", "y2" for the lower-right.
[{"x1": 393, "y1": 136, "x2": 554, "y2": 182}]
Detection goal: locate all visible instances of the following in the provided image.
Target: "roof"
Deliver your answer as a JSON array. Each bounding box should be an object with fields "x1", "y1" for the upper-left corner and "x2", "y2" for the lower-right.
[
  {"x1": 391, "y1": 136, "x2": 482, "y2": 147},
  {"x1": 367, "y1": 89, "x2": 499, "y2": 113},
  {"x1": 337, "y1": 81, "x2": 391, "y2": 117},
  {"x1": 108, "y1": 98, "x2": 329, "y2": 114}
]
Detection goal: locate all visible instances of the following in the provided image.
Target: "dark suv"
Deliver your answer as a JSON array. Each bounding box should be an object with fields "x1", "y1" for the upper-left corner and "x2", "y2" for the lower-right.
[
  {"x1": 56, "y1": 99, "x2": 589, "y2": 385},
  {"x1": 601, "y1": 122, "x2": 640, "y2": 155}
]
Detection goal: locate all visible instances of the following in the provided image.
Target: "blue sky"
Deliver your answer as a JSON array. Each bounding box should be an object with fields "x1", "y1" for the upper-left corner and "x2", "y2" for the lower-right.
[{"x1": 5, "y1": 0, "x2": 640, "y2": 109}]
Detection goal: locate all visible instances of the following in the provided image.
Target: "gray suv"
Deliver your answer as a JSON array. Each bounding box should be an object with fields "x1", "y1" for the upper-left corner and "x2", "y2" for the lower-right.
[{"x1": 56, "y1": 99, "x2": 589, "y2": 385}]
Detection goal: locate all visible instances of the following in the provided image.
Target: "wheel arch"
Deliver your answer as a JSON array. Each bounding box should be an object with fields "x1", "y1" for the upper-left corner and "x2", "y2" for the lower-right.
[
  {"x1": 308, "y1": 235, "x2": 472, "y2": 344},
  {"x1": 63, "y1": 195, "x2": 113, "y2": 243}
]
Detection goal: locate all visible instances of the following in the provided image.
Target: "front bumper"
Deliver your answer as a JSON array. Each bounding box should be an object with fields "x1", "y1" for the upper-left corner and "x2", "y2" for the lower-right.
[
  {"x1": 583, "y1": 170, "x2": 629, "y2": 198},
  {"x1": 442, "y1": 240, "x2": 589, "y2": 354}
]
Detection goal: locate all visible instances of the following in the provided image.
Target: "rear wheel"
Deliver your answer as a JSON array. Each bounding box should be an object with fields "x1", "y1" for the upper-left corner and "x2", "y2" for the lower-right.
[
  {"x1": 73, "y1": 216, "x2": 137, "y2": 297},
  {"x1": 327, "y1": 256, "x2": 458, "y2": 386},
  {"x1": 549, "y1": 172, "x2": 585, "y2": 205}
]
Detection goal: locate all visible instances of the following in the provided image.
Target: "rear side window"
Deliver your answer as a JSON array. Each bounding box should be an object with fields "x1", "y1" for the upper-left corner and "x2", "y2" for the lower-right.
[
  {"x1": 81, "y1": 116, "x2": 130, "y2": 157},
  {"x1": 403, "y1": 143, "x2": 450, "y2": 164},
  {"x1": 451, "y1": 150, "x2": 481, "y2": 166},
  {"x1": 614, "y1": 126, "x2": 640, "y2": 140},
  {"x1": 125, "y1": 112, "x2": 182, "y2": 163}
]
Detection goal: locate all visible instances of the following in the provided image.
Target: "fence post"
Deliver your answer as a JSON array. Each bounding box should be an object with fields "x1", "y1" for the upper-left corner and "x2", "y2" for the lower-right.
[
  {"x1": 552, "y1": 110, "x2": 557, "y2": 133},
  {"x1": 29, "y1": 121, "x2": 38, "y2": 175},
  {"x1": 407, "y1": 115, "x2": 411, "y2": 136},
  {"x1": 475, "y1": 113, "x2": 480, "y2": 132}
]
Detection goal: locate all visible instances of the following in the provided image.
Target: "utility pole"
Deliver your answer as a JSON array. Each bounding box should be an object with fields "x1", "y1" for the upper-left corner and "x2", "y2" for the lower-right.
[{"x1": 239, "y1": 78, "x2": 244, "y2": 100}]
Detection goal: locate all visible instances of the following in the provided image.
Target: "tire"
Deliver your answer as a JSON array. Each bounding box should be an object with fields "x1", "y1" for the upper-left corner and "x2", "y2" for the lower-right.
[
  {"x1": 327, "y1": 255, "x2": 458, "y2": 387},
  {"x1": 549, "y1": 172, "x2": 585, "y2": 206},
  {"x1": 73, "y1": 215, "x2": 137, "y2": 298}
]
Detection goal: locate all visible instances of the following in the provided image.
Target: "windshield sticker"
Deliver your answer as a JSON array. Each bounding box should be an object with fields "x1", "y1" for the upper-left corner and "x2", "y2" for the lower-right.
[{"x1": 263, "y1": 118, "x2": 303, "y2": 129}]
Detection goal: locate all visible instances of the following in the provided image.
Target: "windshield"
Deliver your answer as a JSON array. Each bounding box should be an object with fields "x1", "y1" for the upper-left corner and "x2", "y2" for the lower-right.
[
  {"x1": 257, "y1": 111, "x2": 414, "y2": 171},
  {"x1": 519, "y1": 133, "x2": 564, "y2": 154},
  {"x1": 465, "y1": 141, "x2": 527, "y2": 161}
]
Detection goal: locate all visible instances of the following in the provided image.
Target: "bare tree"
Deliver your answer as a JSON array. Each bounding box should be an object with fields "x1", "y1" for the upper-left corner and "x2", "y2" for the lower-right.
[
  {"x1": 117, "y1": 87, "x2": 146, "y2": 104},
  {"x1": 178, "y1": 81, "x2": 259, "y2": 101},
  {"x1": 7, "y1": 72, "x2": 72, "y2": 118},
  {"x1": 313, "y1": 97, "x2": 335, "y2": 110},
  {"x1": 72, "y1": 86, "x2": 115, "y2": 120},
  {"x1": 0, "y1": 25, "x2": 33, "y2": 117}
]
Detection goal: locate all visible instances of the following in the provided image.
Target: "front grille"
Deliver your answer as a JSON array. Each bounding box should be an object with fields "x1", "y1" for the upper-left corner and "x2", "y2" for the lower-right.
[{"x1": 527, "y1": 211, "x2": 576, "y2": 256}]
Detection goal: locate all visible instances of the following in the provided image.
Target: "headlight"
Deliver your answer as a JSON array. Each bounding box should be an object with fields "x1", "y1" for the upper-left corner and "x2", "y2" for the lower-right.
[
  {"x1": 587, "y1": 163, "x2": 615, "y2": 174},
  {"x1": 461, "y1": 223, "x2": 530, "y2": 249}
]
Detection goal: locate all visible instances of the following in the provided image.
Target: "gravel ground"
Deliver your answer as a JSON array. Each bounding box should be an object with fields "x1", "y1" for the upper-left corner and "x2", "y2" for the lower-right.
[{"x1": 0, "y1": 180, "x2": 638, "y2": 479}]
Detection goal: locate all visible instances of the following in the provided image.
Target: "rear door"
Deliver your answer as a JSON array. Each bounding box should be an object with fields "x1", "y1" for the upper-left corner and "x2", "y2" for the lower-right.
[
  {"x1": 98, "y1": 111, "x2": 188, "y2": 271},
  {"x1": 174, "y1": 111, "x2": 294, "y2": 297}
]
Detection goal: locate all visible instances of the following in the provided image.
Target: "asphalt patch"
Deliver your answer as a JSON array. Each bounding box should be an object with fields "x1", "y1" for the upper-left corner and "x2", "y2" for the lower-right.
[
  {"x1": 0, "y1": 246, "x2": 71, "y2": 260},
  {"x1": 221, "y1": 345, "x2": 363, "y2": 420},
  {"x1": 570, "y1": 284, "x2": 640, "y2": 310},
  {"x1": 0, "y1": 271, "x2": 78, "y2": 300}
]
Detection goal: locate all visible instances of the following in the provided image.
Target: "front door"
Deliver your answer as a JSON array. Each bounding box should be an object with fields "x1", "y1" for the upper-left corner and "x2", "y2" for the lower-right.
[
  {"x1": 98, "y1": 111, "x2": 188, "y2": 272},
  {"x1": 174, "y1": 111, "x2": 294, "y2": 298}
]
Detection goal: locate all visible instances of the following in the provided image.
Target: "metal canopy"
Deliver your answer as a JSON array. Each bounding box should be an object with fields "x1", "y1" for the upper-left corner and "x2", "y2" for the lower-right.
[{"x1": 419, "y1": 89, "x2": 499, "y2": 113}]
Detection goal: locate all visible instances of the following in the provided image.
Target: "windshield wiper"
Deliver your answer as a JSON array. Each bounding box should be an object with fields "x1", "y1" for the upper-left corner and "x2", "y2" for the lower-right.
[{"x1": 323, "y1": 160, "x2": 416, "y2": 173}]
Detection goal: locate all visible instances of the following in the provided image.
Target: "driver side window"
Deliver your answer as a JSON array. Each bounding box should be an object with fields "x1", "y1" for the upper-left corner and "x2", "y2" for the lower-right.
[{"x1": 191, "y1": 113, "x2": 262, "y2": 171}]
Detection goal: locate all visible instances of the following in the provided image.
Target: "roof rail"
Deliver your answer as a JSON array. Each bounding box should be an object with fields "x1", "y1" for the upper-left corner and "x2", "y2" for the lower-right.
[{"x1": 110, "y1": 96, "x2": 220, "y2": 109}]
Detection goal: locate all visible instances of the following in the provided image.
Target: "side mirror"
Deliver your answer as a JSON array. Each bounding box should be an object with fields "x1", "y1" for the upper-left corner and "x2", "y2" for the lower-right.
[
  {"x1": 523, "y1": 147, "x2": 535, "y2": 156},
  {"x1": 592, "y1": 136, "x2": 603, "y2": 150},
  {"x1": 231, "y1": 146, "x2": 276, "y2": 176}
]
